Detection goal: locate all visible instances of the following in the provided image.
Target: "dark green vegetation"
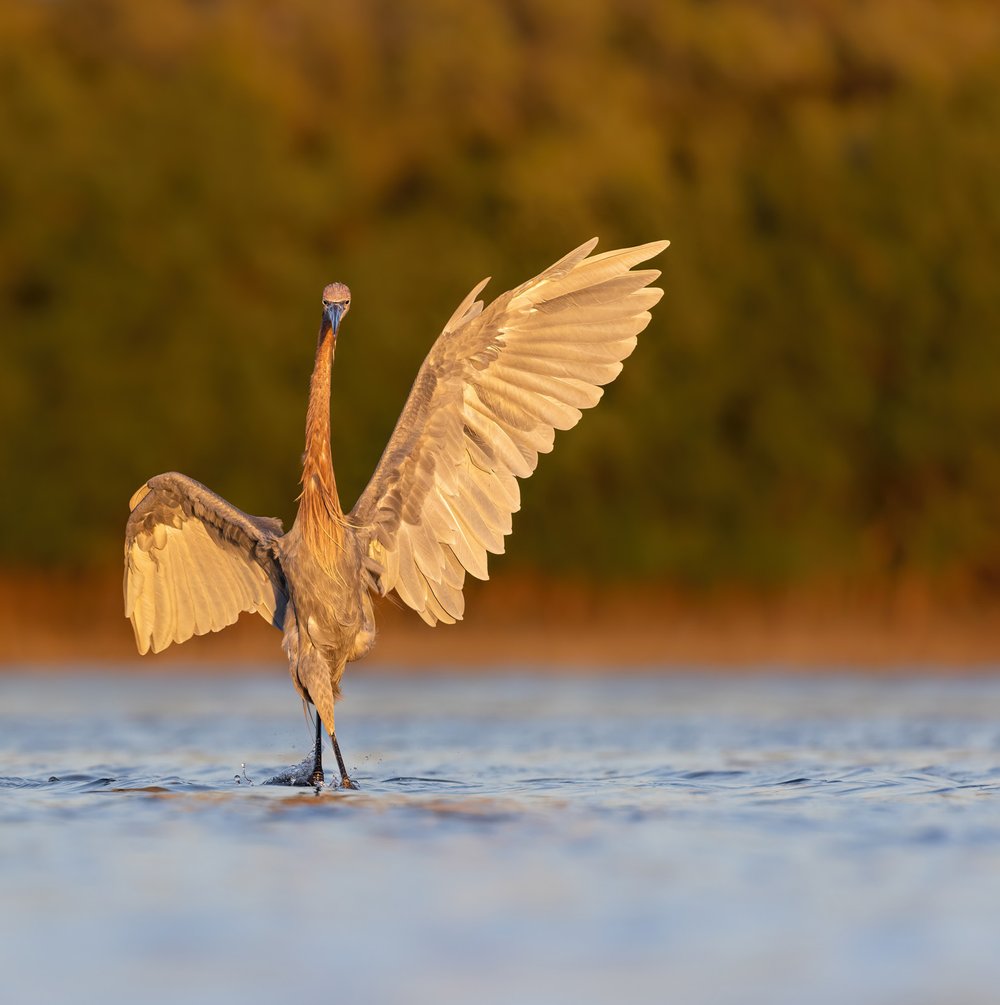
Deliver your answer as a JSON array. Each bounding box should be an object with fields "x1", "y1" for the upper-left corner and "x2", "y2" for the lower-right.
[{"x1": 3, "y1": 0, "x2": 999, "y2": 590}]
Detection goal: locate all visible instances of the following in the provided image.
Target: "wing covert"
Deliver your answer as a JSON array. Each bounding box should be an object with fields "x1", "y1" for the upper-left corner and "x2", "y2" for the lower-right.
[
  {"x1": 124, "y1": 472, "x2": 288, "y2": 654},
  {"x1": 350, "y1": 238, "x2": 669, "y2": 626}
]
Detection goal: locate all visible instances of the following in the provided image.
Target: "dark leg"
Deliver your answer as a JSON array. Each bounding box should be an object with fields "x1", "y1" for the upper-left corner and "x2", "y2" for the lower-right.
[
  {"x1": 330, "y1": 729, "x2": 358, "y2": 789},
  {"x1": 309, "y1": 710, "x2": 324, "y2": 787}
]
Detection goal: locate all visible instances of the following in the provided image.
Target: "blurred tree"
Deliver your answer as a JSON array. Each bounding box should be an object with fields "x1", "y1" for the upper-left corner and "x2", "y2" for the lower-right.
[{"x1": 1, "y1": 0, "x2": 998, "y2": 590}]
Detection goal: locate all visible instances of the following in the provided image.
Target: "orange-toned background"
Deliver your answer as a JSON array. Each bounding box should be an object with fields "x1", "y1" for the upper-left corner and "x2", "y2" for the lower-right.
[{"x1": 3, "y1": 1, "x2": 999, "y2": 667}]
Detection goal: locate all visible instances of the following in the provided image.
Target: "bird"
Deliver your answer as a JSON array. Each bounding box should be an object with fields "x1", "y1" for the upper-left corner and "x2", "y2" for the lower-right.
[{"x1": 124, "y1": 237, "x2": 669, "y2": 787}]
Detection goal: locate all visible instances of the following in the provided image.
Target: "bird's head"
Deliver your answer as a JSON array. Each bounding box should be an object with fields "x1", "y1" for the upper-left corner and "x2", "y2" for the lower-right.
[{"x1": 321, "y1": 282, "x2": 351, "y2": 336}]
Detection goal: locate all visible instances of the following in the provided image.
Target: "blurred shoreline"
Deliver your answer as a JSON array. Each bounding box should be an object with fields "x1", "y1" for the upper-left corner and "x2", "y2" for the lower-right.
[{"x1": 3, "y1": 570, "x2": 998, "y2": 672}]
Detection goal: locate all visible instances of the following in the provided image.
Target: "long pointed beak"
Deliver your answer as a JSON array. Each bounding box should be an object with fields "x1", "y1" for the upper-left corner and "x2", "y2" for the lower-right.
[{"x1": 323, "y1": 302, "x2": 347, "y2": 335}]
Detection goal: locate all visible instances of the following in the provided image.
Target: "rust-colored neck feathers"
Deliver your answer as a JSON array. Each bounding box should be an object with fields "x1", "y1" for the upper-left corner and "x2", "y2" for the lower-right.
[{"x1": 298, "y1": 320, "x2": 344, "y2": 548}]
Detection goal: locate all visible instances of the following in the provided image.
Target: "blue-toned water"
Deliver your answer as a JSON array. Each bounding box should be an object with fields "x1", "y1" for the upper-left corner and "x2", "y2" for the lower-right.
[{"x1": 2, "y1": 669, "x2": 1000, "y2": 1005}]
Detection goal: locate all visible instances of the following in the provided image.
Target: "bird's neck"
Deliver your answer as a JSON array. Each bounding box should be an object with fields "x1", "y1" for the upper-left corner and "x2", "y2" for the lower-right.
[{"x1": 299, "y1": 325, "x2": 344, "y2": 533}]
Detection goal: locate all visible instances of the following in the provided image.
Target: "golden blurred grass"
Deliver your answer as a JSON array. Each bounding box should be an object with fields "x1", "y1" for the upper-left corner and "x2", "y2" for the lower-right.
[{"x1": 4, "y1": 569, "x2": 999, "y2": 670}]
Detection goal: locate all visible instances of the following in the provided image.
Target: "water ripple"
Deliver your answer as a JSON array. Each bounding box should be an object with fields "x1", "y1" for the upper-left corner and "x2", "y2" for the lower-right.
[{"x1": 5, "y1": 671, "x2": 1000, "y2": 1005}]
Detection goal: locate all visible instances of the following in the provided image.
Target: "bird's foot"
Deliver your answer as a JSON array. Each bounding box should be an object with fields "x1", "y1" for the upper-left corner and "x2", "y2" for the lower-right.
[
  {"x1": 340, "y1": 775, "x2": 360, "y2": 790},
  {"x1": 263, "y1": 754, "x2": 324, "y2": 786}
]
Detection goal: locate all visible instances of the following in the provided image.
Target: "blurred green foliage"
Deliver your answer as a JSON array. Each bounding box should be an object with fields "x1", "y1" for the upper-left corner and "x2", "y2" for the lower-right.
[{"x1": 2, "y1": 0, "x2": 999, "y2": 588}]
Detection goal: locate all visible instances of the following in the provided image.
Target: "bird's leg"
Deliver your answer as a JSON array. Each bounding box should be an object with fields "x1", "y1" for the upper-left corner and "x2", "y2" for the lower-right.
[
  {"x1": 330, "y1": 729, "x2": 358, "y2": 789},
  {"x1": 309, "y1": 710, "x2": 325, "y2": 787}
]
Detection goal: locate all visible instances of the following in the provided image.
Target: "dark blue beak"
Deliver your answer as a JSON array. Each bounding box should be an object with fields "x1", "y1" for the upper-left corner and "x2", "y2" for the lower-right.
[{"x1": 323, "y1": 301, "x2": 347, "y2": 335}]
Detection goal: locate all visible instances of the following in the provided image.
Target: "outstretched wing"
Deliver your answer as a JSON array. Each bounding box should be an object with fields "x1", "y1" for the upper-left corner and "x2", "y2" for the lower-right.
[
  {"x1": 124, "y1": 471, "x2": 288, "y2": 654},
  {"x1": 350, "y1": 237, "x2": 669, "y2": 626}
]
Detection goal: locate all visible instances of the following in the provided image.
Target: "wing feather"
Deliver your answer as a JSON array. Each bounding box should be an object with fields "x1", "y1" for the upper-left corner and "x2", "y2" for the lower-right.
[
  {"x1": 486, "y1": 364, "x2": 604, "y2": 409},
  {"x1": 463, "y1": 398, "x2": 537, "y2": 476},
  {"x1": 124, "y1": 471, "x2": 288, "y2": 654},
  {"x1": 350, "y1": 238, "x2": 668, "y2": 625}
]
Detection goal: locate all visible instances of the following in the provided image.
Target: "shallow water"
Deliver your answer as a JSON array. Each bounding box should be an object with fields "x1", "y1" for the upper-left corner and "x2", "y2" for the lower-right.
[{"x1": 2, "y1": 669, "x2": 1000, "y2": 1005}]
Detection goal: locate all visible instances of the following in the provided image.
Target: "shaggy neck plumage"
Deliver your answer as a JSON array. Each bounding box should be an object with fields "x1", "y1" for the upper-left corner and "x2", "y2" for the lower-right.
[{"x1": 297, "y1": 322, "x2": 343, "y2": 539}]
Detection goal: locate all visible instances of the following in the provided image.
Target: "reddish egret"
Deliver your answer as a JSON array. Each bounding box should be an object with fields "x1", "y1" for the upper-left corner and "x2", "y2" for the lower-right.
[{"x1": 124, "y1": 238, "x2": 669, "y2": 786}]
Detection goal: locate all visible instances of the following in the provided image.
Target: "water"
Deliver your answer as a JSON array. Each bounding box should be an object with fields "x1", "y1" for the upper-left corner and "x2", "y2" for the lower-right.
[{"x1": 2, "y1": 669, "x2": 1000, "y2": 1005}]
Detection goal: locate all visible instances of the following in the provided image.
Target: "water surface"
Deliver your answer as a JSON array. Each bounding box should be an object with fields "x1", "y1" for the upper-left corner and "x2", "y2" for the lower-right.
[{"x1": 2, "y1": 669, "x2": 1000, "y2": 1004}]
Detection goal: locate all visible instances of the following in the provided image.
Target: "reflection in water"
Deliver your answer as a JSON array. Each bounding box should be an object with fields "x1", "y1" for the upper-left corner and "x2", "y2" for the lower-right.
[{"x1": 2, "y1": 670, "x2": 1000, "y2": 1005}]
